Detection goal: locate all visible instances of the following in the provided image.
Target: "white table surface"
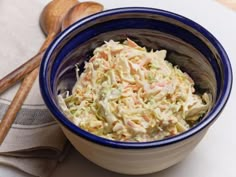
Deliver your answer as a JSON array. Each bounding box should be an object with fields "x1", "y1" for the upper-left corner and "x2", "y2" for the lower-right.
[{"x1": 1, "y1": 0, "x2": 236, "y2": 177}]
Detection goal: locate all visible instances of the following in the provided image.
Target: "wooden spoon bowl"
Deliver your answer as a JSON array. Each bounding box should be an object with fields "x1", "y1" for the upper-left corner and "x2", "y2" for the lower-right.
[{"x1": 62, "y1": 1, "x2": 104, "y2": 30}]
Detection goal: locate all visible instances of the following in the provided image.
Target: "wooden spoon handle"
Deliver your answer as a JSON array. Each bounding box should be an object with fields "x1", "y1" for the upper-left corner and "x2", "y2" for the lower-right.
[
  {"x1": 0, "y1": 51, "x2": 44, "y2": 94},
  {"x1": 0, "y1": 32, "x2": 56, "y2": 95},
  {"x1": 0, "y1": 32, "x2": 56, "y2": 144}
]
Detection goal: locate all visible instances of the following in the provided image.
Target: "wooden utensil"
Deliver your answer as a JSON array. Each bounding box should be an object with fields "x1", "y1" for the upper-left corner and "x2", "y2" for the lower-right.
[
  {"x1": 0, "y1": 1, "x2": 104, "y2": 95},
  {"x1": 0, "y1": 51, "x2": 45, "y2": 94},
  {"x1": 62, "y1": 1, "x2": 104, "y2": 30},
  {"x1": 0, "y1": 0, "x2": 78, "y2": 144},
  {"x1": 0, "y1": 22, "x2": 60, "y2": 94},
  {"x1": 0, "y1": 1, "x2": 104, "y2": 144},
  {"x1": 0, "y1": 0, "x2": 78, "y2": 95}
]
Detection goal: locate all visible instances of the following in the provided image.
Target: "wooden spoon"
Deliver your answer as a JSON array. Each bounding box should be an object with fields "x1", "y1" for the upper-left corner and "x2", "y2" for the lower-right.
[
  {"x1": 62, "y1": 1, "x2": 104, "y2": 30},
  {"x1": 0, "y1": 1, "x2": 104, "y2": 144},
  {"x1": 0, "y1": 0, "x2": 78, "y2": 144},
  {"x1": 0, "y1": 0, "x2": 78, "y2": 94},
  {"x1": 0, "y1": 1, "x2": 104, "y2": 95}
]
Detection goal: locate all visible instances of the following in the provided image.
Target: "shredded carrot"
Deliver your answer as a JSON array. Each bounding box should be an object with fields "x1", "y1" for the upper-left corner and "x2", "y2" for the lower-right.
[
  {"x1": 143, "y1": 115, "x2": 150, "y2": 122},
  {"x1": 98, "y1": 51, "x2": 108, "y2": 60},
  {"x1": 127, "y1": 38, "x2": 139, "y2": 48},
  {"x1": 89, "y1": 56, "x2": 96, "y2": 62}
]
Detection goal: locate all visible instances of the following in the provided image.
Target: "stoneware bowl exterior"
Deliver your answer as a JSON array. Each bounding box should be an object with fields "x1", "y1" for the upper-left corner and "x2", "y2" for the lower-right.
[{"x1": 39, "y1": 7, "x2": 232, "y2": 175}]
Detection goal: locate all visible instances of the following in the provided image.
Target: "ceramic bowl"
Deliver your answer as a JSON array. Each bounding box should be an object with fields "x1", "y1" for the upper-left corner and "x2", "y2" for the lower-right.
[{"x1": 39, "y1": 7, "x2": 232, "y2": 175}]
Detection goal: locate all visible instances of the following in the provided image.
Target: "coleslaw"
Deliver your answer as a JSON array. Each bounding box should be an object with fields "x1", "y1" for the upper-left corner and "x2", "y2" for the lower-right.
[{"x1": 58, "y1": 39, "x2": 211, "y2": 142}]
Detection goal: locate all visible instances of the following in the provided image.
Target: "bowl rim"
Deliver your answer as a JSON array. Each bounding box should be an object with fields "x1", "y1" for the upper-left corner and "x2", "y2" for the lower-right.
[{"x1": 39, "y1": 7, "x2": 233, "y2": 149}]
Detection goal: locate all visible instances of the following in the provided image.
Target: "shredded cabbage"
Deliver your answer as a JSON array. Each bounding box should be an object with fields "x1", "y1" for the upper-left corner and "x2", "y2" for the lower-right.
[{"x1": 58, "y1": 39, "x2": 211, "y2": 142}]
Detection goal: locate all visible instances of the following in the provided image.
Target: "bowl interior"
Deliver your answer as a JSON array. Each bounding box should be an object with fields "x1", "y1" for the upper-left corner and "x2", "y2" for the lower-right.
[
  {"x1": 40, "y1": 8, "x2": 231, "y2": 148},
  {"x1": 53, "y1": 10, "x2": 219, "y2": 108}
]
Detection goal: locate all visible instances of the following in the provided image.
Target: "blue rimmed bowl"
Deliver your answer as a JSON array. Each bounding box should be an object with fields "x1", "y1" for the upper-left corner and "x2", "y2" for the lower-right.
[{"x1": 39, "y1": 7, "x2": 232, "y2": 174}]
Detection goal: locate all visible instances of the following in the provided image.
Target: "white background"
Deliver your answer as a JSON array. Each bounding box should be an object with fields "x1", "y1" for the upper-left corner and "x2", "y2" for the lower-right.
[{"x1": 0, "y1": 0, "x2": 235, "y2": 176}]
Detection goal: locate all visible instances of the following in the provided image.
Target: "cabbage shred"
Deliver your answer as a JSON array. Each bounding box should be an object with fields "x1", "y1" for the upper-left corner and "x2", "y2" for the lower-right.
[{"x1": 58, "y1": 39, "x2": 211, "y2": 142}]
